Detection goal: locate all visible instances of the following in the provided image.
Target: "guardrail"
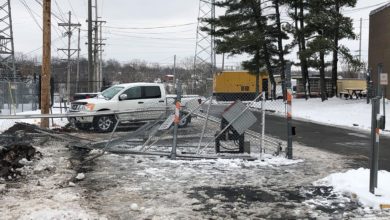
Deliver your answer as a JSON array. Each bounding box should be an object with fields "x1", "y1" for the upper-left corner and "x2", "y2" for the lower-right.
[{"x1": 0, "y1": 107, "x2": 174, "y2": 120}]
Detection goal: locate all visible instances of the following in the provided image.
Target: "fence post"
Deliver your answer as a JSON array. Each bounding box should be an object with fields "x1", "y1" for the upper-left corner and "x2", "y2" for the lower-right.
[
  {"x1": 366, "y1": 69, "x2": 371, "y2": 104},
  {"x1": 260, "y1": 92, "x2": 265, "y2": 160},
  {"x1": 369, "y1": 97, "x2": 380, "y2": 194},
  {"x1": 285, "y1": 63, "x2": 293, "y2": 159},
  {"x1": 171, "y1": 80, "x2": 182, "y2": 159}
]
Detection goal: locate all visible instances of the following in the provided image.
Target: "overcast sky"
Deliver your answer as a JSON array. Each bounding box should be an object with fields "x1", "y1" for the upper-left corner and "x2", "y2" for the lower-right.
[{"x1": 10, "y1": 0, "x2": 390, "y2": 68}]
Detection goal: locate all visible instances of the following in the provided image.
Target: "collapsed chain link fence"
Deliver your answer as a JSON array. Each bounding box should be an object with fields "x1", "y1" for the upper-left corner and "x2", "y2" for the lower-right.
[
  {"x1": 99, "y1": 91, "x2": 289, "y2": 159},
  {"x1": 0, "y1": 73, "x2": 291, "y2": 159}
]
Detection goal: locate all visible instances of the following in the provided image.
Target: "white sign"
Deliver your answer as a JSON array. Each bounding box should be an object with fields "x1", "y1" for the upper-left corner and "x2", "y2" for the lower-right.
[
  {"x1": 380, "y1": 73, "x2": 388, "y2": 85},
  {"x1": 222, "y1": 100, "x2": 257, "y2": 135},
  {"x1": 158, "y1": 114, "x2": 175, "y2": 130}
]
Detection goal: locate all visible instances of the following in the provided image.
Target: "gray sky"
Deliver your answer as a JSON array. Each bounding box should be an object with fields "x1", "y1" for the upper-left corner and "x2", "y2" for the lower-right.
[{"x1": 11, "y1": 0, "x2": 390, "y2": 67}]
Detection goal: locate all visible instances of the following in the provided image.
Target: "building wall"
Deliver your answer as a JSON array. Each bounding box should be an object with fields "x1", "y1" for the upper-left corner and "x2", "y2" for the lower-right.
[{"x1": 369, "y1": 6, "x2": 390, "y2": 99}]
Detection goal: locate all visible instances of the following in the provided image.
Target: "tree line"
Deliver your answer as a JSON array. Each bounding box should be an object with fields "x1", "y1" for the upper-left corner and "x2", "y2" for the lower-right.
[
  {"x1": 14, "y1": 54, "x2": 210, "y2": 95},
  {"x1": 203, "y1": 0, "x2": 361, "y2": 101}
]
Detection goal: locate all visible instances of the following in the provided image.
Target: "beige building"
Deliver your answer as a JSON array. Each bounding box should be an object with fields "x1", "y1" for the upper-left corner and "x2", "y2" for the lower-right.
[{"x1": 369, "y1": 4, "x2": 390, "y2": 99}]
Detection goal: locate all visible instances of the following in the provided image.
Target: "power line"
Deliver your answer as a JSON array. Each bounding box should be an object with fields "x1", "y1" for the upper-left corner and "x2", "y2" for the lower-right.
[
  {"x1": 19, "y1": 0, "x2": 42, "y2": 30},
  {"x1": 103, "y1": 28, "x2": 196, "y2": 35},
  {"x1": 33, "y1": 0, "x2": 66, "y2": 23},
  {"x1": 67, "y1": 0, "x2": 80, "y2": 24},
  {"x1": 104, "y1": 22, "x2": 197, "y2": 30},
  {"x1": 105, "y1": 31, "x2": 195, "y2": 41},
  {"x1": 25, "y1": 36, "x2": 64, "y2": 55},
  {"x1": 29, "y1": 0, "x2": 68, "y2": 48},
  {"x1": 54, "y1": 0, "x2": 66, "y2": 22}
]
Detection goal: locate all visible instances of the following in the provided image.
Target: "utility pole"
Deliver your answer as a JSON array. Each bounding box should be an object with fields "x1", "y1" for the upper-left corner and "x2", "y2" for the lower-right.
[
  {"x1": 89, "y1": 0, "x2": 106, "y2": 92},
  {"x1": 94, "y1": 0, "x2": 98, "y2": 91},
  {"x1": 99, "y1": 21, "x2": 104, "y2": 89},
  {"x1": 93, "y1": 19, "x2": 106, "y2": 91},
  {"x1": 88, "y1": 0, "x2": 93, "y2": 91},
  {"x1": 359, "y1": 18, "x2": 362, "y2": 63},
  {"x1": 41, "y1": 0, "x2": 51, "y2": 128},
  {"x1": 58, "y1": 11, "x2": 81, "y2": 103},
  {"x1": 76, "y1": 27, "x2": 81, "y2": 92}
]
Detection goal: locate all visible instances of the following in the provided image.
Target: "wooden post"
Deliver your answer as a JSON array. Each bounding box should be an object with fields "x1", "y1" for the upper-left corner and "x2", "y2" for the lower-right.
[{"x1": 41, "y1": 0, "x2": 51, "y2": 128}]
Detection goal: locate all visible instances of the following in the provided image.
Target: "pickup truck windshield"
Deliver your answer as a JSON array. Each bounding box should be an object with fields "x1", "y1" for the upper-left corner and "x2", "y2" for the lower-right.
[{"x1": 101, "y1": 86, "x2": 124, "y2": 100}]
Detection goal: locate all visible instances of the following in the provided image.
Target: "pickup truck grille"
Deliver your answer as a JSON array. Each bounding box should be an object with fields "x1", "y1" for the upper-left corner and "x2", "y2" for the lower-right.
[
  {"x1": 71, "y1": 104, "x2": 80, "y2": 111},
  {"x1": 70, "y1": 102, "x2": 87, "y2": 111}
]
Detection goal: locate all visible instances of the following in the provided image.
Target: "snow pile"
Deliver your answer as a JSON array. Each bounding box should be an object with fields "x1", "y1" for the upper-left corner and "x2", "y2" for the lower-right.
[
  {"x1": 0, "y1": 108, "x2": 68, "y2": 133},
  {"x1": 314, "y1": 168, "x2": 390, "y2": 209}
]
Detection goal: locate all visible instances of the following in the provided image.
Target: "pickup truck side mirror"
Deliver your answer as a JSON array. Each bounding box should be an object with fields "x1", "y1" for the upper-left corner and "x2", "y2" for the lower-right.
[{"x1": 119, "y1": 94, "x2": 127, "y2": 101}]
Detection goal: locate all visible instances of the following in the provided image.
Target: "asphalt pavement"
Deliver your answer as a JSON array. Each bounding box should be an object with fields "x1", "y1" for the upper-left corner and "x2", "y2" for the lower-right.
[{"x1": 207, "y1": 104, "x2": 390, "y2": 171}]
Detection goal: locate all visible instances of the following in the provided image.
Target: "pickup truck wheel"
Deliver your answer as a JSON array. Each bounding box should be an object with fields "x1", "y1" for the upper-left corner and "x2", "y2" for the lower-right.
[{"x1": 93, "y1": 115, "x2": 117, "y2": 132}]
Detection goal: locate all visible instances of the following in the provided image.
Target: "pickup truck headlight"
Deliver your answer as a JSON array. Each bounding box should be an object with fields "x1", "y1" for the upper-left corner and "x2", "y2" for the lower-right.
[{"x1": 85, "y1": 103, "x2": 95, "y2": 111}]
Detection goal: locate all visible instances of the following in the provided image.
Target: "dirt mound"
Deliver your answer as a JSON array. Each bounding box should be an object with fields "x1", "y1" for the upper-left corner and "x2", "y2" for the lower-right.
[
  {"x1": 3, "y1": 123, "x2": 39, "y2": 135},
  {"x1": 0, "y1": 144, "x2": 36, "y2": 178}
]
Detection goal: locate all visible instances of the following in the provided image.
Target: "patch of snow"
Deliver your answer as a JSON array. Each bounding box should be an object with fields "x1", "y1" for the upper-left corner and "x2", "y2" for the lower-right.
[
  {"x1": 164, "y1": 154, "x2": 303, "y2": 168},
  {"x1": 18, "y1": 208, "x2": 92, "y2": 220},
  {"x1": 89, "y1": 149, "x2": 104, "y2": 155},
  {"x1": 297, "y1": 98, "x2": 390, "y2": 133},
  {"x1": 75, "y1": 173, "x2": 85, "y2": 180},
  {"x1": 253, "y1": 98, "x2": 390, "y2": 135},
  {"x1": 19, "y1": 158, "x2": 33, "y2": 166},
  {"x1": 0, "y1": 107, "x2": 69, "y2": 133},
  {"x1": 314, "y1": 168, "x2": 390, "y2": 209},
  {"x1": 130, "y1": 203, "x2": 139, "y2": 211}
]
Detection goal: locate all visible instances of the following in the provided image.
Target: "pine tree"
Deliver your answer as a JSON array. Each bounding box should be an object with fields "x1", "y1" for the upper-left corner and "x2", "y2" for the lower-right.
[
  {"x1": 203, "y1": 0, "x2": 280, "y2": 99},
  {"x1": 285, "y1": 0, "x2": 311, "y2": 99},
  {"x1": 328, "y1": 0, "x2": 357, "y2": 97},
  {"x1": 304, "y1": 0, "x2": 335, "y2": 101}
]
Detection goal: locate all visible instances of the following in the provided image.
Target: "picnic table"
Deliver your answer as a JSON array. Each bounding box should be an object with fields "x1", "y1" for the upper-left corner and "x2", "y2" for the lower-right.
[{"x1": 342, "y1": 88, "x2": 365, "y2": 99}]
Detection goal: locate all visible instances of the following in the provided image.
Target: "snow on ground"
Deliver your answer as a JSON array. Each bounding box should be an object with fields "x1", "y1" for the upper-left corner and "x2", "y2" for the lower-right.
[
  {"x1": 292, "y1": 98, "x2": 390, "y2": 132},
  {"x1": 0, "y1": 139, "x2": 102, "y2": 219},
  {"x1": 255, "y1": 97, "x2": 390, "y2": 134},
  {"x1": 76, "y1": 141, "x2": 390, "y2": 219},
  {"x1": 165, "y1": 155, "x2": 304, "y2": 168},
  {"x1": 0, "y1": 107, "x2": 68, "y2": 133},
  {"x1": 314, "y1": 168, "x2": 390, "y2": 209}
]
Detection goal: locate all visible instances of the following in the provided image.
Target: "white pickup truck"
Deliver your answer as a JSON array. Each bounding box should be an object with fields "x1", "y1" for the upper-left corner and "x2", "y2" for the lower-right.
[{"x1": 68, "y1": 82, "x2": 195, "y2": 132}]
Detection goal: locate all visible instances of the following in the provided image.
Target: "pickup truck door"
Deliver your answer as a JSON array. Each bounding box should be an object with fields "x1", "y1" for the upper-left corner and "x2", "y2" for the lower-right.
[
  {"x1": 117, "y1": 85, "x2": 166, "y2": 121},
  {"x1": 141, "y1": 85, "x2": 166, "y2": 119},
  {"x1": 116, "y1": 86, "x2": 144, "y2": 121}
]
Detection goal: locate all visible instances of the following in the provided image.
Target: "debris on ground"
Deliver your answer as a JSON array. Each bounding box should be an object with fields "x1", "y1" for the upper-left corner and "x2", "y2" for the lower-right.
[
  {"x1": 0, "y1": 144, "x2": 36, "y2": 178},
  {"x1": 2, "y1": 123, "x2": 39, "y2": 135}
]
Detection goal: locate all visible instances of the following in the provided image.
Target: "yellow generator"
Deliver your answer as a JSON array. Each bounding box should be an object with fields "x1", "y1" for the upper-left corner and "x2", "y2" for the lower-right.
[{"x1": 213, "y1": 71, "x2": 268, "y2": 101}]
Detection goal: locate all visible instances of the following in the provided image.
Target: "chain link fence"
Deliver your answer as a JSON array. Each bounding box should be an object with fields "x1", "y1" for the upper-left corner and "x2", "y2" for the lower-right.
[
  {"x1": 0, "y1": 70, "x2": 292, "y2": 159},
  {"x1": 0, "y1": 80, "x2": 39, "y2": 115},
  {"x1": 97, "y1": 90, "x2": 290, "y2": 159}
]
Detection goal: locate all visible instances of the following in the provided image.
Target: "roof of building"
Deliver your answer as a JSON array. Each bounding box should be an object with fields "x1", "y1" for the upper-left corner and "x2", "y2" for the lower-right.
[{"x1": 370, "y1": 2, "x2": 390, "y2": 16}]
